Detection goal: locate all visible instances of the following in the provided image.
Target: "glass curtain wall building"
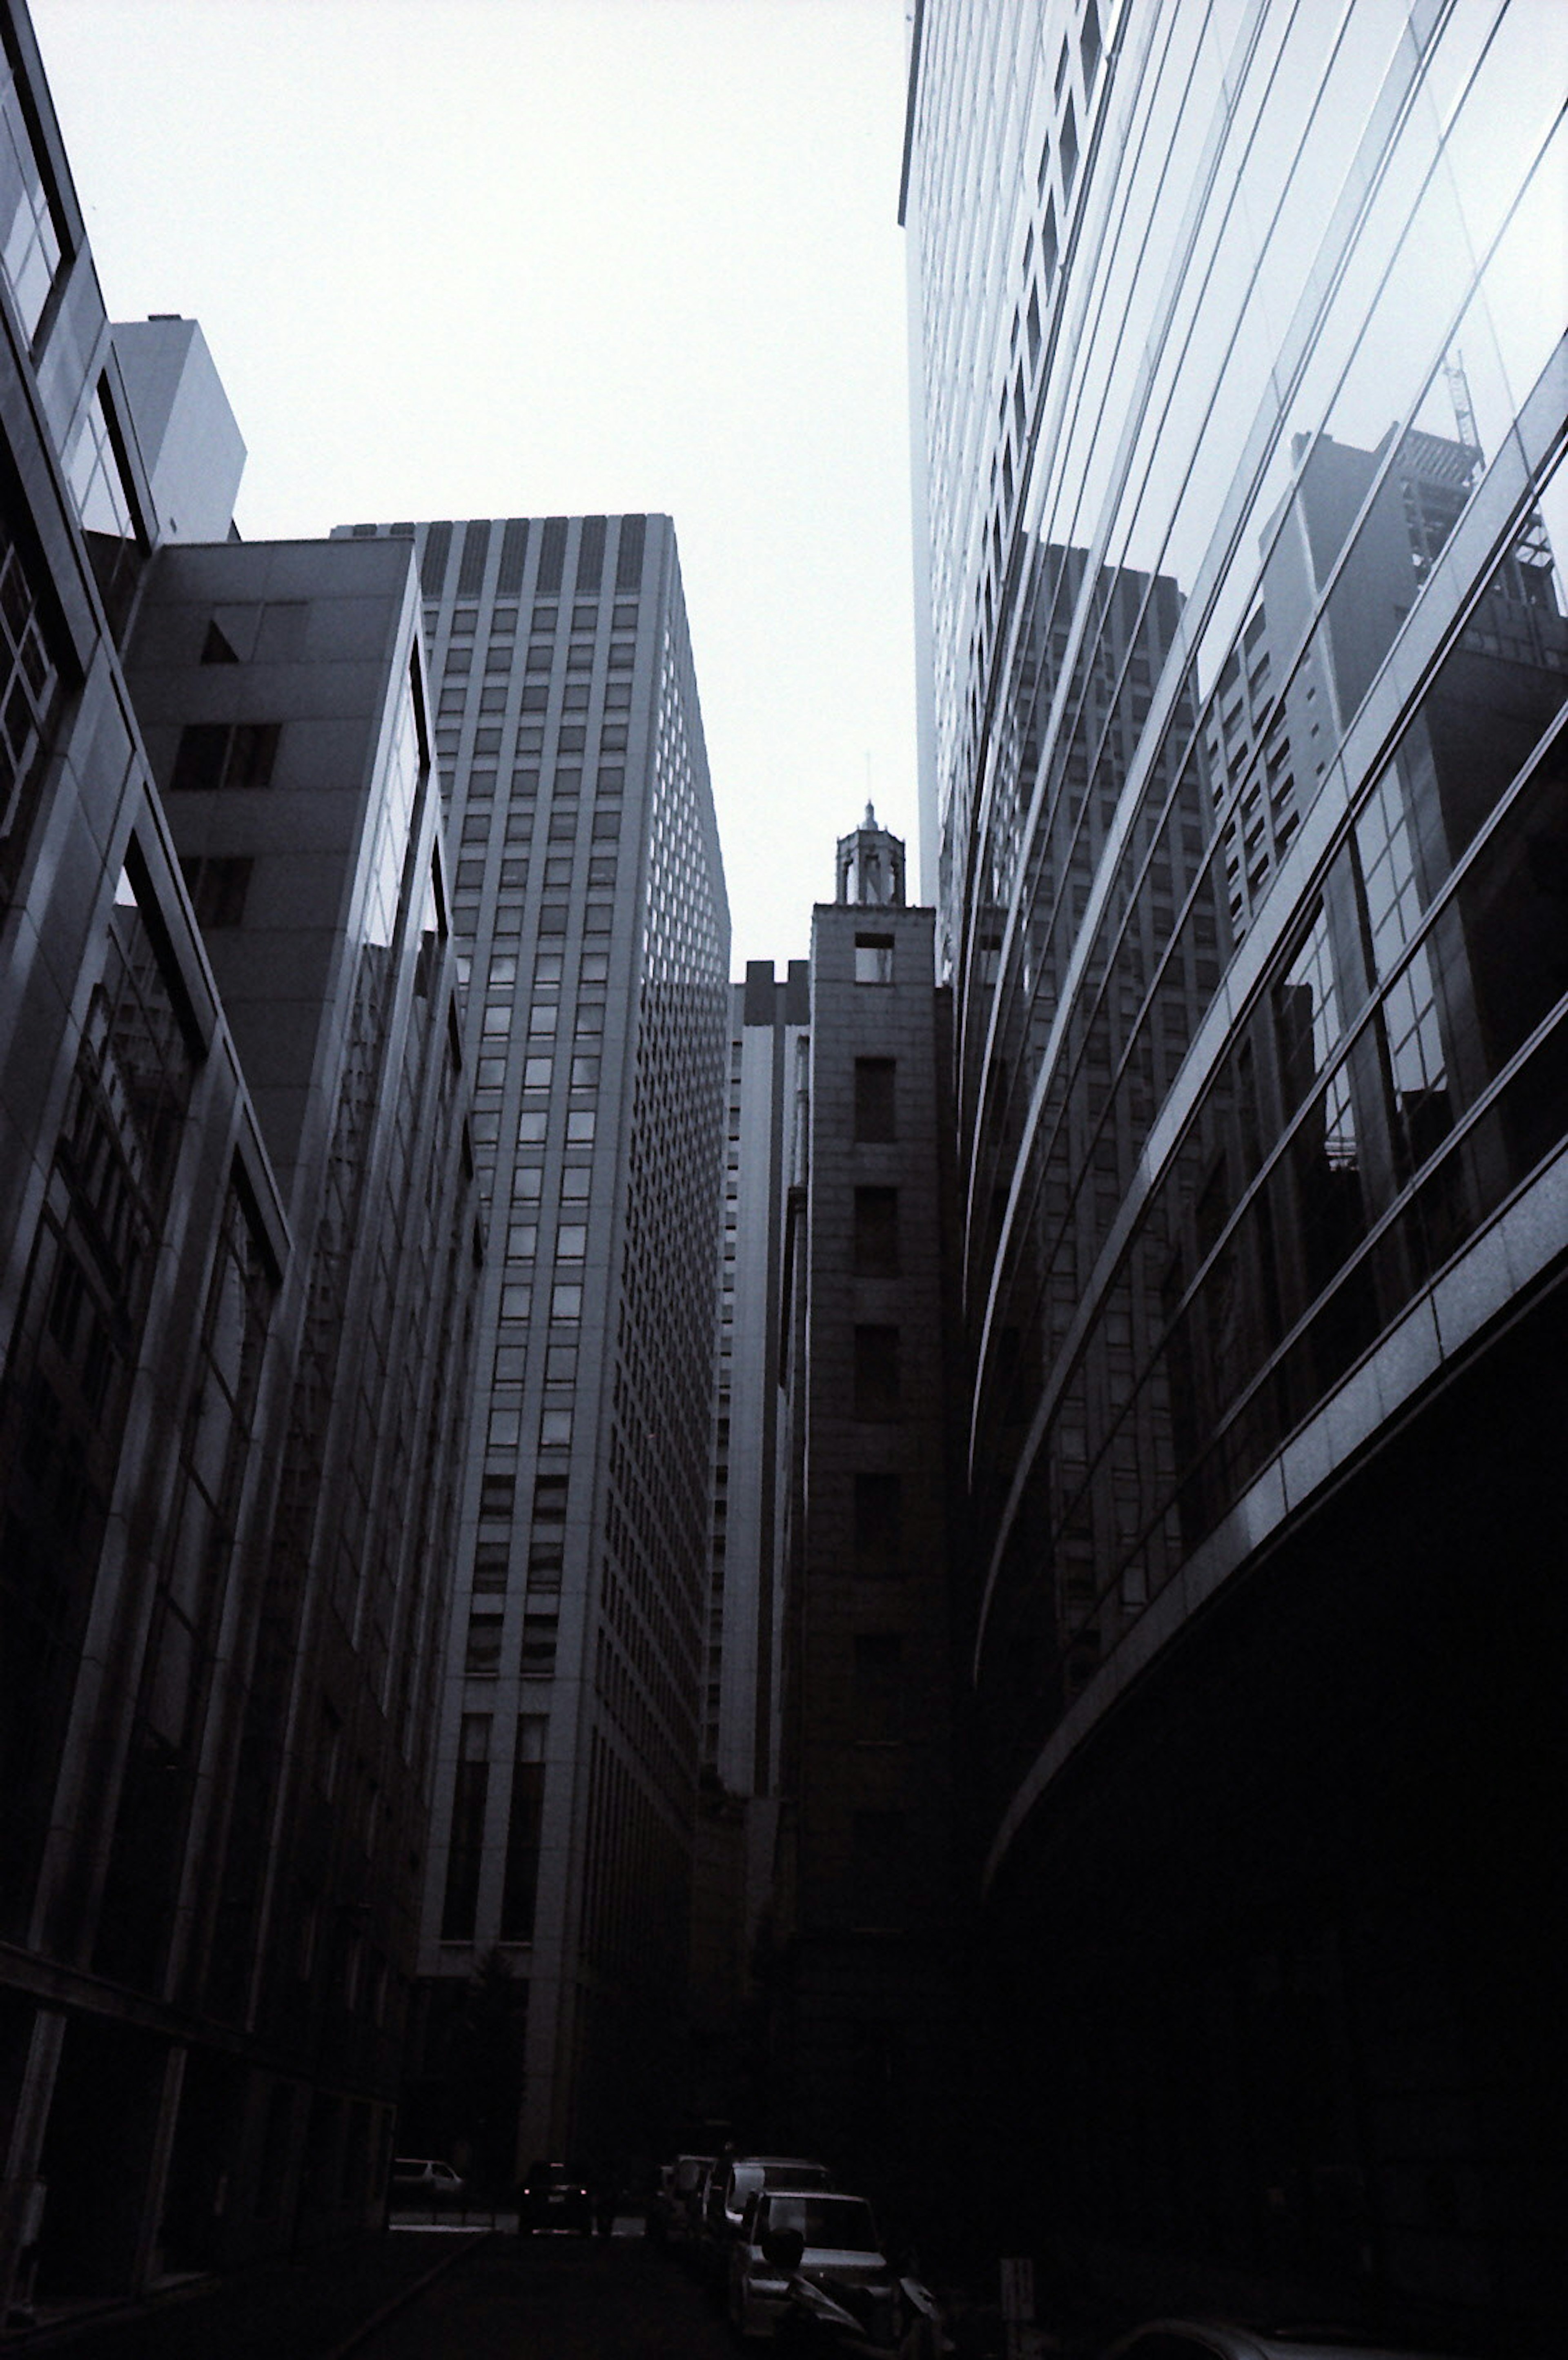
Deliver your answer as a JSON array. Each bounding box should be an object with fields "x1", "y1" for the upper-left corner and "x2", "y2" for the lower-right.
[
  {"x1": 904, "y1": 0, "x2": 1567, "y2": 2330},
  {"x1": 336, "y1": 517, "x2": 731, "y2": 2175}
]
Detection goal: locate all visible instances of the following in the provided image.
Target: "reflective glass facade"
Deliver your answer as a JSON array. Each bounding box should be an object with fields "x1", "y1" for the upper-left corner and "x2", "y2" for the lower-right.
[
  {"x1": 906, "y1": 0, "x2": 1567, "y2": 1820},
  {"x1": 906, "y1": 2, "x2": 1567, "y2": 2322}
]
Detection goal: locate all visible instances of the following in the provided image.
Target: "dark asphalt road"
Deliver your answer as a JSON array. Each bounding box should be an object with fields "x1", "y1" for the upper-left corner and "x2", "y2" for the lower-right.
[{"x1": 350, "y1": 2232, "x2": 741, "y2": 2359}]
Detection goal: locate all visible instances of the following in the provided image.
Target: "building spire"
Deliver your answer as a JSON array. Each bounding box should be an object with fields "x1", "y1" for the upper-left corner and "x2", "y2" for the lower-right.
[{"x1": 835, "y1": 804, "x2": 905, "y2": 907}]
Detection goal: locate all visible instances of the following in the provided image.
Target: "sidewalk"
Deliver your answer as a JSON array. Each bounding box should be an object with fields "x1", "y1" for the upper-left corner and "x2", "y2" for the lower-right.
[{"x1": 6, "y1": 2230, "x2": 483, "y2": 2360}]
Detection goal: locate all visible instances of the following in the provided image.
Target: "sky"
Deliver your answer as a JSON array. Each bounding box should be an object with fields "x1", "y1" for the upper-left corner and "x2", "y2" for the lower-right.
[{"x1": 29, "y1": 0, "x2": 921, "y2": 974}]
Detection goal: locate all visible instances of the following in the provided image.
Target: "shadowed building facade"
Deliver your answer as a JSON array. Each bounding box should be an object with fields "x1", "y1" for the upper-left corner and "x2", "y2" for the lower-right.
[
  {"x1": 903, "y1": 0, "x2": 1568, "y2": 2335},
  {"x1": 1, "y1": 0, "x2": 477, "y2": 2303},
  {"x1": 769, "y1": 810, "x2": 961, "y2": 2221},
  {"x1": 2, "y1": 1, "x2": 477, "y2": 2308}
]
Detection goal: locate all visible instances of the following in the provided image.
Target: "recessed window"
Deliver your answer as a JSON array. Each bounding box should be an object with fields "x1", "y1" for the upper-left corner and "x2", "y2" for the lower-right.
[
  {"x1": 853, "y1": 1472, "x2": 902, "y2": 1576},
  {"x1": 854, "y1": 1058, "x2": 896, "y2": 1142},
  {"x1": 853, "y1": 1187, "x2": 899, "y2": 1277},
  {"x1": 465, "y1": 1612, "x2": 503, "y2": 1676},
  {"x1": 169, "y1": 720, "x2": 281, "y2": 792},
  {"x1": 179, "y1": 854, "x2": 253, "y2": 927},
  {"x1": 855, "y1": 932, "x2": 894, "y2": 983},
  {"x1": 854, "y1": 1325, "x2": 901, "y2": 1419}
]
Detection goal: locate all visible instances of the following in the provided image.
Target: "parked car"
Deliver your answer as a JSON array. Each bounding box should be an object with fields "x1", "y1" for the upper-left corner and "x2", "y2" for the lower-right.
[
  {"x1": 731, "y1": 2189, "x2": 899, "y2": 2344},
  {"x1": 699, "y1": 2152, "x2": 835, "y2": 2278},
  {"x1": 519, "y1": 2159, "x2": 592, "y2": 2235},
  {"x1": 388, "y1": 2156, "x2": 466, "y2": 2206},
  {"x1": 653, "y1": 2152, "x2": 715, "y2": 2246},
  {"x1": 1097, "y1": 2324, "x2": 1466, "y2": 2360}
]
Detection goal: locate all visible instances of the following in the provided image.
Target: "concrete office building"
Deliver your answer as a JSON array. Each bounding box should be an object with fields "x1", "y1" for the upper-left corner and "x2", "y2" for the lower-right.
[
  {"x1": 337, "y1": 516, "x2": 730, "y2": 2175},
  {"x1": 2, "y1": 0, "x2": 477, "y2": 2310},
  {"x1": 768, "y1": 809, "x2": 960, "y2": 2217},
  {"x1": 686, "y1": 957, "x2": 806, "y2": 2133},
  {"x1": 903, "y1": 0, "x2": 1568, "y2": 2333}
]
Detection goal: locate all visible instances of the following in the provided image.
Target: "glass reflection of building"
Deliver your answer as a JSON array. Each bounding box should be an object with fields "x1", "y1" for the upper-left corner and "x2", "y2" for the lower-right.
[{"x1": 904, "y1": 0, "x2": 1568, "y2": 2331}]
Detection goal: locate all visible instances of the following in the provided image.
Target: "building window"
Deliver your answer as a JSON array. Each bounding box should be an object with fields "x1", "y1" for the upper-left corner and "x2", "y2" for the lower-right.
[
  {"x1": 465, "y1": 1611, "x2": 503, "y2": 1676},
  {"x1": 855, "y1": 932, "x2": 894, "y2": 983},
  {"x1": 473, "y1": 1541, "x2": 510, "y2": 1595},
  {"x1": 169, "y1": 719, "x2": 282, "y2": 793},
  {"x1": 1, "y1": 68, "x2": 65, "y2": 339},
  {"x1": 0, "y1": 515, "x2": 63, "y2": 855},
  {"x1": 500, "y1": 1717, "x2": 548, "y2": 1940},
  {"x1": 851, "y1": 1810, "x2": 907, "y2": 1925},
  {"x1": 853, "y1": 1325, "x2": 901, "y2": 1420},
  {"x1": 853, "y1": 1632, "x2": 904, "y2": 1741},
  {"x1": 440, "y1": 1714, "x2": 490, "y2": 1941},
  {"x1": 854, "y1": 1058, "x2": 896, "y2": 1142},
  {"x1": 853, "y1": 1473, "x2": 902, "y2": 1576},
  {"x1": 521, "y1": 1615, "x2": 558, "y2": 1677},
  {"x1": 852, "y1": 1187, "x2": 899, "y2": 1276},
  {"x1": 179, "y1": 854, "x2": 253, "y2": 928}
]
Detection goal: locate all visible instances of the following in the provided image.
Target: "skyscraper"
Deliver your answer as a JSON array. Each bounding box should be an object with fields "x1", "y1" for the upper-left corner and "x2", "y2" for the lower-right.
[
  {"x1": 904, "y1": 0, "x2": 1568, "y2": 2331},
  {"x1": 337, "y1": 517, "x2": 730, "y2": 2173}
]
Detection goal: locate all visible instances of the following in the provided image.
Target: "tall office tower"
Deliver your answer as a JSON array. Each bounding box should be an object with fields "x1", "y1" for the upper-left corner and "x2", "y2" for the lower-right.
[
  {"x1": 687, "y1": 958, "x2": 806, "y2": 2131},
  {"x1": 336, "y1": 517, "x2": 730, "y2": 2173},
  {"x1": 904, "y1": 0, "x2": 1568, "y2": 2332},
  {"x1": 2, "y1": 0, "x2": 477, "y2": 2311},
  {"x1": 770, "y1": 810, "x2": 960, "y2": 2217}
]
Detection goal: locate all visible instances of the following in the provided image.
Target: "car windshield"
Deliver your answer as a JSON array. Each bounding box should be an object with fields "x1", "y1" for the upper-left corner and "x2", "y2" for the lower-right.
[
  {"x1": 760, "y1": 2162, "x2": 831, "y2": 2190},
  {"x1": 764, "y1": 2195, "x2": 878, "y2": 2251}
]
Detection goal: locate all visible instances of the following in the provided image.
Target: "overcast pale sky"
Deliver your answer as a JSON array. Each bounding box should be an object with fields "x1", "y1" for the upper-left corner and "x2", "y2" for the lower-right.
[{"x1": 30, "y1": 0, "x2": 920, "y2": 973}]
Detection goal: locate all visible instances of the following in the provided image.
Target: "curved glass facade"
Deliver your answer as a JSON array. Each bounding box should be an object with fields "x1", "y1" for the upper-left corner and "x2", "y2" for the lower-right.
[{"x1": 905, "y1": 0, "x2": 1568, "y2": 1843}]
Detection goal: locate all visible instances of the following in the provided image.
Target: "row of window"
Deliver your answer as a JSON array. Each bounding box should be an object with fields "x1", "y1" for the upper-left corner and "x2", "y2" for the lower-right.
[
  {"x1": 437, "y1": 721, "x2": 630, "y2": 764},
  {"x1": 428, "y1": 597, "x2": 639, "y2": 643}
]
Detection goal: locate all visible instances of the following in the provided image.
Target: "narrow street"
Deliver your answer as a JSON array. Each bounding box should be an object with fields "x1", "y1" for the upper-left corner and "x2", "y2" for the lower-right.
[{"x1": 352, "y1": 2233, "x2": 741, "y2": 2360}]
